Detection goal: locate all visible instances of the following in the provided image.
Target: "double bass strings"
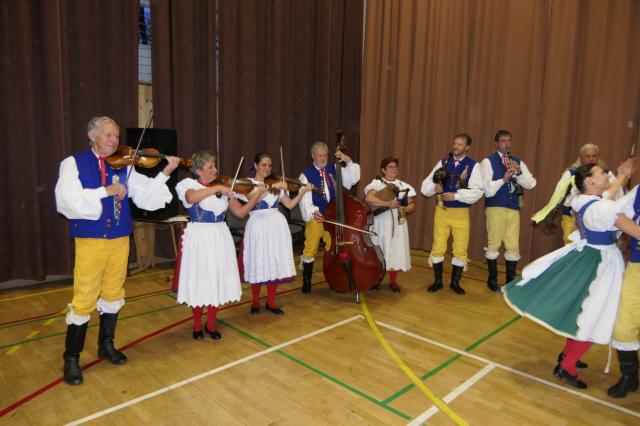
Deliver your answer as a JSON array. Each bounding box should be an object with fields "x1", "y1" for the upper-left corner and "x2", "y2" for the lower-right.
[{"x1": 358, "y1": 293, "x2": 468, "y2": 426}]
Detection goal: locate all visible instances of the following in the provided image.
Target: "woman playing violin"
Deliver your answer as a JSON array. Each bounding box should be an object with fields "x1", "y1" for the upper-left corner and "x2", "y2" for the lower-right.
[
  {"x1": 364, "y1": 157, "x2": 416, "y2": 292},
  {"x1": 175, "y1": 151, "x2": 268, "y2": 340},
  {"x1": 240, "y1": 153, "x2": 314, "y2": 315}
]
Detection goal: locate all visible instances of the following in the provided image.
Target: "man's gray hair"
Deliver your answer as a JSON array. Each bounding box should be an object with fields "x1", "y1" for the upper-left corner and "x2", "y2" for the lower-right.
[
  {"x1": 88, "y1": 116, "x2": 118, "y2": 135},
  {"x1": 310, "y1": 141, "x2": 328, "y2": 156}
]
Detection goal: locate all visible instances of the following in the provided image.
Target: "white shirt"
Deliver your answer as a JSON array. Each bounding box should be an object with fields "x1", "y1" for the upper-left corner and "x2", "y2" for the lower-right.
[
  {"x1": 55, "y1": 153, "x2": 173, "y2": 220},
  {"x1": 298, "y1": 162, "x2": 360, "y2": 222},
  {"x1": 480, "y1": 152, "x2": 536, "y2": 198},
  {"x1": 420, "y1": 156, "x2": 484, "y2": 204}
]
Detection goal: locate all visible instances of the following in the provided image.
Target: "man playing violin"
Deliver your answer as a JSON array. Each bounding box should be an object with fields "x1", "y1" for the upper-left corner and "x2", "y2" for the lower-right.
[
  {"x1": 481, "y1": 129, "x2": 536, "y2": 292},
  {"x1": 421, "y1": 133, "x2": 484, "y2": 295},
  {"x1": 297, "y1": 141, "x2": 360, "y2": 293},
  {"x1": 54, "y1": 116, "x2": 180, "y2": 385}
]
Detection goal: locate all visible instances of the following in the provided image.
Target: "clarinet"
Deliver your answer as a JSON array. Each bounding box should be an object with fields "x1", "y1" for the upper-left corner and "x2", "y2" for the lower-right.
[{"x1": 504, "y1": 146, "x2": 524, "y2": 205}]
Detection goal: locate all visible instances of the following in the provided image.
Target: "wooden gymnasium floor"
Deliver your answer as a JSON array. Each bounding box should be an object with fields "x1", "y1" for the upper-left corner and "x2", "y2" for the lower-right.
[{"x1": 1, "y1": 251, "x2": 639, "y2": 425}]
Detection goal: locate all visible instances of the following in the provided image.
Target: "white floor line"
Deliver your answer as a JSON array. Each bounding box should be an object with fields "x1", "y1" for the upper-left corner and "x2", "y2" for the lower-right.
[
  {"x1": 406, "y1": 364, "x2": 496, "y2": 426},
  {"x1": 375, "y1": 320, "x2": 640, "y2": 420},
  {"x1": 65, "y1": 315, "x2": 362, "y2": 426}
]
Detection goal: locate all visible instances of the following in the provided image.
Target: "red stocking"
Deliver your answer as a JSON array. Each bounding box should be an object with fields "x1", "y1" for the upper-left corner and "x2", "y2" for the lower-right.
[
  {"x1": 267, "y1": 283, "x2": 278, "y2": 308},
  {"x1": 192, "y1": 306, "x2": 203, "y2": 332},
  {"x1": 561, "y1": 339, "x2": 592, "y2": 376},
  {"x1": 207, "y1": 305, "x2": 218, "y2": 331},
  {"x1": 251, "y1": 284, "x2": 261, "y2": 308}
]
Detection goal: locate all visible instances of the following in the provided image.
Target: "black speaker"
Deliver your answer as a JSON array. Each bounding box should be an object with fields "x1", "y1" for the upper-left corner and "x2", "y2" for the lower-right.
[{"x1": 126, "y1": 128, "x2": 180, "y2": 221}]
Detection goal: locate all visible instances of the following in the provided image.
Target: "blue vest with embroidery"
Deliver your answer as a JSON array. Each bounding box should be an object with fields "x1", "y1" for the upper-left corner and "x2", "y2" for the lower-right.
[
  {"x1": 562, "y1": 168, "x2": 577, "y2": 216},
  {"x1": 574, "y1": 199, "x2": 616, "y2": 245},
  {"x1": 252, "y1": 199, "x2": 279, "y2": 211},
  {"x1": 302, "y1": 163, "x2": 336, "y2": 214},
  {"x1": 187, "y1": 203, "x2": 226, "y2": 223},
  {"x1": 484, "y1": 152, "x2": 522, "y2": 211},
  {"x1": 441, "y1": 156, "x2": 477, "y2": 208},
  {"x1": 69, "y1": 150, "x2": 132, "y2": 239},
  {"x1": 630, "y1": 190, "x2": 640, "y2": 262}
]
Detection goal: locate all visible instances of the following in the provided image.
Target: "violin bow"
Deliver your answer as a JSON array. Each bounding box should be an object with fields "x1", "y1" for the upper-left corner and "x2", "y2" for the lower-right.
[
  {"x1": 229, "y1": 156, "x2": 244, "y2": 194},
  {"x1": 280, "y1": 146, "x2": 286, "y2": 184},
  {"x1": 125, "y1": 110, "x2": 154, "y2": 185}
]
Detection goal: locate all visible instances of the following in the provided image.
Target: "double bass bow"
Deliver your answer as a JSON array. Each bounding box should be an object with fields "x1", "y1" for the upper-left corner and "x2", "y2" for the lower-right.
[{"x1": 322, "y1": 130, "x2": 385, "y2": 302}]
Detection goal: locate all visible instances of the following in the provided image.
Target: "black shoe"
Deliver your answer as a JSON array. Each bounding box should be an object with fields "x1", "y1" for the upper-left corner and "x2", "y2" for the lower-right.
[
  {"x1": 302, "y1": 262, "x2": 313, "y2": 293},
  {"x1": 449, "y1": 265, "x2": 465, "y2": 295},
  {"x1": 553, "y1": 364, "x2": 587, "y2": 389},
  {"x1": 505, "y1": 260, "x2": 518, "y2": 284},
  {"x1": 250, "y1": 306, "x2": 260, "y2": 314},
  {"x1": 389, "y1": 283, "x2": 401, "y2": 293},
  {"x1": 97, "y1": 313, "x2": 127, "y2": 365},
  {"x1": 607, "y1": 350, "x2": 639, "y2": 398},
  {"x1": 557, "y1": 352, "x2": 588, "y2": 369},
  {"x1": 62, "y1": 322, "x2": 87, "y2": 386},
  {"x1": 427, "y1": 262, "x2": 444, "y2": 293},
  {"x1": 487, "y1": 259, "x2": 501, "y2": 293},
  {"x1": 192, "y1": 329, "x2": 204, "y2": 340},
  {"x1": 63, "y1": 355, "x2": 83, "y2": 386},
  {"x1": 265, "y1": 303, "x2": 284, "y2": 315},
  {"x1": 205, "y1": 326, "x2": 222, "y2": 340}
]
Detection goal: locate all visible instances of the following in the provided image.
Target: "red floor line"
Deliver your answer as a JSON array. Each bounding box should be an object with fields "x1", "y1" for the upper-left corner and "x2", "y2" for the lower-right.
[
  {"x1": 0, "y1": 281, "x2": 326, "y2": 418},
  {"x1": 0, "y1": 288, "x2": 173, "y2": 328}
]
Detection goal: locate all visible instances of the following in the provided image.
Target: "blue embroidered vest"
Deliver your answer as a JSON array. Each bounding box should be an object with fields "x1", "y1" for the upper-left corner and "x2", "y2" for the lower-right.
[
  {"x1": 187, "y1": 203, "x2": 226, "y2": 223},
  {"x1": 484, "y1": 152, "x2": 522, "y2": 211},
  {"x1": 69, "y1": 150, "x2": 132, "y2": 239},
  {"x1": 574, "y1": 199, "x2": 616, "y2": 245},
  {"x1": 441, "y1": 156, "x2": 477, "y2": 208},
  {"x1": 302, "y1": 163, "x2": 336, "y2": 214}
]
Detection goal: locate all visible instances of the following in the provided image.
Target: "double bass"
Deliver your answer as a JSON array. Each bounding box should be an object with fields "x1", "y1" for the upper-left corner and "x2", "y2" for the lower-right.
[{"x1": 323, "y1": 131, "x2": 385, "y2": 301}]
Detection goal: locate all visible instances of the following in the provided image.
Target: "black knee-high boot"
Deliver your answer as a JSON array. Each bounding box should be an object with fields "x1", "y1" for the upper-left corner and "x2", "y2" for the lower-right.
[
  {"x1": 302, "y1": 262, "x2": 313, "y2": 293},
  {"x1": 63, "y1": 322, "x2": 88, "y2": 385},
  {"x1": 608, "y1": 350, "x2": 639, "y2": 398},
  {"x1": 98, "y1": 313, "x2": 127, "y2": 365},
  {"x1": 505, "y1": 260, "x2": 518, "y2": 284},
  {"x1": 487, "y1": 259, "x2": 500, "y2": 292},
  {"x1": 427, "y1": 262, "x2": 443, "y2": 293},
  {"x1": 449, "y1": 265, "x2": 465, "y2": 295}
]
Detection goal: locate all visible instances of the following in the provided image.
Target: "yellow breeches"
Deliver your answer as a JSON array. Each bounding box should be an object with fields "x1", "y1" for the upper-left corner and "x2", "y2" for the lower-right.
[
  {"x1": 430, "y1": 205, "x2": 470, "y2": 261},
  {"x1": 561, "y1": 215, "x2": 576, "y2": 244},
  {"x1": 303, "y1": 219, "x2": 332, "y2": 259},
  {"x1": 486, "y1": 207, "x2": 520, "y2": 255},
  {"x1": 72, "y1": 237, "x2": 130, "y2": 316},
  {"x1": 613, "y1": 262, "x2": 640, "y2": 344}
]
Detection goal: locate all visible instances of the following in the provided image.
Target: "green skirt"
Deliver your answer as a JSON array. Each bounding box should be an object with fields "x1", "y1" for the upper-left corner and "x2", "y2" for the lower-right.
[{"x1": 503, "y1": 246, "x2": 601, "y2": 337}]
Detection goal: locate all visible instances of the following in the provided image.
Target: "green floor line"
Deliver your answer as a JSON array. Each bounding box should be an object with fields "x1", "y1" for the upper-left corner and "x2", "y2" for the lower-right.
[
  {"x1": 0, "y1": 291, "x2": 173, "y2": 331},
  {"x1": 0, "y1": 303, "x2": 181, "y2": 351},
  {"x1": 219, "y1": 319, "x2": 412, "y2": 420},
  {"x1": 381, "y1": 315, "x2": 522, "y2": 404}
]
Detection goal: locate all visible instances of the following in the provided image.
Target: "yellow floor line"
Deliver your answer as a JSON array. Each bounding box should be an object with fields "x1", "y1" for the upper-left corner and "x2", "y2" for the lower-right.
[
  {"x1": 4, "y1": 345, "x2": 21, "y2": 355},
  {"x1": 0, "y1": 269, "x2": 174, "y2": 303},
  {"x1": 25, "y1": 330, "x2": 40, "y2": 339},
  {"x1": 359, "y1": 293, "x2": 468, "y2": 426}
]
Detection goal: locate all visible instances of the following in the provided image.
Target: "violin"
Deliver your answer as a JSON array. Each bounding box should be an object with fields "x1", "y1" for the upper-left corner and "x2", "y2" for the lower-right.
[
  {"x1": 106, "y1": 144, "x2": 192, "y2": 169},
  {"x1": 207, "y1": 176, "x2": 261, "y2": 196},
  {"x1": 263, "y1": 175, "x2": 322, "y2": 195}
]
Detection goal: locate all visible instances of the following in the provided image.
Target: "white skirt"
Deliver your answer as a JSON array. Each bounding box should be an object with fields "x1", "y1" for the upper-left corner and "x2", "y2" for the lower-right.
[
  {"x1": 370, "y1": 209, "x2": 411, "y2": 271},
  {"x1": 177, "y1": 221, "x2": 242, "y2": 307},
  {"x1": 242, "y1": 208, "x2": 296, "y2": 283}
]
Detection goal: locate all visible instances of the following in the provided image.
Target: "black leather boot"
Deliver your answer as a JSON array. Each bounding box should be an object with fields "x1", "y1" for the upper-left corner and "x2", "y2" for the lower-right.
[
  {"x1": 487, "y1": 259, "x2": 500, "y2": 292},
  {"x1": 98, "y1": 313, "x2": 127, "y2": 365},
  {"x1": 302, "y1": 262, "x2": 313, "y2": 293},
  {"x1": 63, "y1": 322, "x2": 88, "y2": 385},
  {"x1": 427, "y1": 262, "x2": 443, "y2": 293},
  {"x1": 449, "y1": 265, "x2": 465, "y2": 295},
  {"x1": 505, "y1": 260, "x2": 518, "y2": 284},
  {"x1": 608, "y1": 350, "x2": 639, "y2": 398}
]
